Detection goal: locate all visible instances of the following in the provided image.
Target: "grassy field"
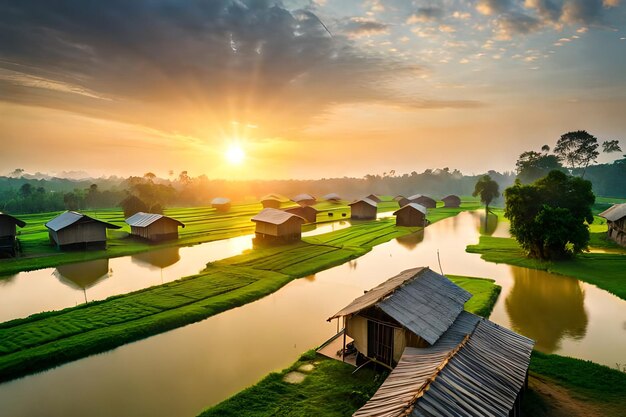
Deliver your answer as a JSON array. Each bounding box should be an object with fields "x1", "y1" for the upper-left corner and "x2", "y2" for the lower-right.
[
  {"x1": 0, "y1": 205, "x2": 477, "y2": 382},
  {"x1": 199, "y1": 275, "x2": 500, "y2": 417}
]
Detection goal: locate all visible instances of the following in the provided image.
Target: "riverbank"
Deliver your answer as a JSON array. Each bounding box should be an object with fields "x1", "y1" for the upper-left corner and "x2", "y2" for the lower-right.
[
  {"x1": 0, "y1": 207, "x2": 473, "y2": 383},
  {"x1": 198, "y1": 275, "x2": 500, "y2": 417}
]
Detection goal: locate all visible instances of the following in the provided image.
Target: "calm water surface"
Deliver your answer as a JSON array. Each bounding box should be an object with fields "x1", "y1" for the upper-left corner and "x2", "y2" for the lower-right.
[{"x1": 0, "y1": 212, "x2": 624, "y2": 417}]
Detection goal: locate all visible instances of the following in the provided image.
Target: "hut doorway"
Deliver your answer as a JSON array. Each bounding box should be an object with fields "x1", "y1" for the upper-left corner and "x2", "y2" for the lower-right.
[{"x1": 367, "y1": 320, "x2": 394, "y2": 366}]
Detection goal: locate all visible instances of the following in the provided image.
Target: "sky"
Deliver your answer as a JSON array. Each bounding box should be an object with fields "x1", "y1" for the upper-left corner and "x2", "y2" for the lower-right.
[{"x1": 0, "y1": 0, "x2": 625, "y2": 179}]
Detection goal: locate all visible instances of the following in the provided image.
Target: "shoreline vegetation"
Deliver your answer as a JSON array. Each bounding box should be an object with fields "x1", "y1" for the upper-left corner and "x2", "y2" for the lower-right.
[
  {"x1": 198, "y1": 275, "x2": 501, "y2": 417},
  {"x1": 0, "y1": 204, "x2": 477, "y2": 383},
  {"x1": 467, "y1": 209, "x2": 626, "y2": 300}
]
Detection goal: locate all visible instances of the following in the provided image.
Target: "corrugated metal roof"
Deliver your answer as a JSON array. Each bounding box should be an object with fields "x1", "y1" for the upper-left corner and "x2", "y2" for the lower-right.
[
  {"x1": 366, "y1": 194, "x2": 382, "y2": 202},
  {"x1": 441, "y1": 195, "x2": 460, "y2": 202},
  {"x1": 125, "y1": 212, "x2": 185, "y2": 228},
  {"x1": 0, "y1": 212, "x2": 26, "y2": 228},
  {"x1": 323, "y1": 193, "x2": 341, "y2": 200},
  {"x1": 329, "y1": 267, "x2": 471, "y2": 345},
  {"x1": 45, "y1": 211, "x2": 121, "y2": 232},
  {"x1": 292, "y1": 193, "x2": 316, "y2": 202},
  {"x1": 211, "y1": 197, "x2": 231, "y2": 205},
  {"x1": 349, "y1": 198, "x2": 378, "y2": 208},
  {"x1": 599, "y1": 203, "x2": 626, "y2": 222},
  {"x1": 407, "y1": 194, "x2": 424, "y2": 201},
  {"x1": 251, "y1": 208, "x2": 305, "y2": 225},
  {"x1": 354, "y1": 312, "x2": 534, "y2": 417},
  {"x1": 393, "y1": 203, "x2": 427, "y2": 215}
]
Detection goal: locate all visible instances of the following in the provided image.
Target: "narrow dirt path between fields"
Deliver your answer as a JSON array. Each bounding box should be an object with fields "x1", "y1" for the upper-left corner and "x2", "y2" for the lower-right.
[{"x1": 529, "y1": 375, "x2": 604, "y2": 417}]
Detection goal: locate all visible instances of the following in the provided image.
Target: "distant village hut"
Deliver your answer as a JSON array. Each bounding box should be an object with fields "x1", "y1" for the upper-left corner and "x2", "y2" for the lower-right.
[
  {"x1": 45, "y1": 211, "x2": 121, "y2": 250},
  {"x1": 125, "y1": 212, "x2": 185, "y2": 242},
  {"x1": 326, "y1": 267, "x2": 534, "y2": 417},
  {"x1": 365, "y1": 194, "x2": 382, "y2": 203},
  {"x1": 251, "y1": 208, "x2": 305, "y2": 243},
  {"x1": 322, "y1": 193, "x2": 342, "y2": 204},
  {"x1": 349, "y1": 198, "x2": 378, "y2": 220},
  {"x1": 393, "y1": 203, "x2": 427, "y2": 227},
  {"x1": 211, "y1": 197, "x2": 231, "y2": 212},
  {"x1": 0, "y1": 212, "x2": 26, "y2": 257},
  {"x1": 292, "y1": 193, "x2": 316, "y2": 206},
  {"x1": 599, "y1": 203, "x2": 626, "y2": 247},
  {"x1": 442, "y1": 194, "x2": 461, "y2": 208},
  {"x1": 284, "y1": 206, "x2": 318, "y2": 224},
  {"x1": 409, "y1": 194, "x2": 436, "y2": 209},
  {"x1": 260, "y1": 194, "x2": 284, "y2": 209}
]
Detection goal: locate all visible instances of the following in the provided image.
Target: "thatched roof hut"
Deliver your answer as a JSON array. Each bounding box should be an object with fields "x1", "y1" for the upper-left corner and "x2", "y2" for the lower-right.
[
  {"x1": 292, "y1": 193, "x2": 316, "y2": 206},
  {"x1": 349, "y1": 198, "x2": 378, "y2": 220},
  {"x1": 211, "y1": 197, "x2": 231, "y2": 212},
  {"x1": 46, "y1": 211, "x2": 120, "y2": 250},
  {"x1": 407, "y1": 194, "x2": 436, "y2": 209},
  {"x1": 322, "y1": 193, "x2": 342, "y2": 203},
  {"x1": 393, "y1": 203, "x2": 427, "y2": 227},
  {"x1": 260, "y1": 194, "x2": 287, "y2": 209},
  {"x1": 284, "y1": 206, "x2": 318, "y2": 223},
  {"x1": 442, "y1": 194, "x2": 461, "y2": 208},
  {"x1": 125, "y1": 212, "x2": 185, "y2": 241},
  {"x1": 251, "y1": 208, "x2": 305, "y2": 243},
  {"x1": 0, "y1": 212, "x2": 26, "y2": 256},
  {"x1": 599, "y1": 203, "x2": 626, "y2": 246},
  {"x1": 365, "y1": 194, "x2": 382, "y2": 203}
]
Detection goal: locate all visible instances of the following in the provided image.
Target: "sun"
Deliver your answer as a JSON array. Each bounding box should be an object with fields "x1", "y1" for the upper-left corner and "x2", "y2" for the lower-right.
[{"x1": 225, "y1": 143, "x2": 245, "y2": 165}]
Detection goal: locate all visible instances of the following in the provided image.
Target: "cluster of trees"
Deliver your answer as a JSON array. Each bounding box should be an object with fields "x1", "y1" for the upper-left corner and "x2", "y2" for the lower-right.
[{"x1": 515, "y1": 130, "x2": 622, "y2": 185}]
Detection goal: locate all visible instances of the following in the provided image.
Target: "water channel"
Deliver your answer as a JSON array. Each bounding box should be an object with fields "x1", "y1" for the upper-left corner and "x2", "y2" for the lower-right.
[{"x1": 0, "y1": 212, "x2": 624, "y2": 416}]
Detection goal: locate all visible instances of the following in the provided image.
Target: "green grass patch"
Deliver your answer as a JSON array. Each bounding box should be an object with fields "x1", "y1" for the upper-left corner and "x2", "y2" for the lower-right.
[
  {"x1": 199, "y1": 274, "x2": 500, "y2": 416},
  {"x1": 467, "y1": 235, "x2": 626, "y2": 300}
]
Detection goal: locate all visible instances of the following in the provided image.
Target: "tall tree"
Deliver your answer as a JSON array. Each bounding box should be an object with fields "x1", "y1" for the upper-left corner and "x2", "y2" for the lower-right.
[
  {"x1": 602, "y1": 140, "x2": 622, "y2": 154},
  {"x1": 554, "y1": 131, "x2": 599, "y2": 178},
  {"x1": 515, "y1": 150, "x2": 564, "y2": 183},
  {"x1": 504, "y1": 170, "x2": 595, "y2": 260},
  {"x1": 472, "y1": 175, "x2": 500, "y2": 216}
]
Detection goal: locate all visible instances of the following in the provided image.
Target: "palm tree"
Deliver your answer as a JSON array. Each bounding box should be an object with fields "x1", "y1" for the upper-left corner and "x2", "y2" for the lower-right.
[{"x1": 473, "y1": 175, "x2": 500, "y2": 217}]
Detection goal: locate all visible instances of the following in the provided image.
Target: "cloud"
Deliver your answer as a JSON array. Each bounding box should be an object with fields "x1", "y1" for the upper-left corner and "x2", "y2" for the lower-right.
[
  {"x1": 406, "y1": 7, "x2": 444, "y2": 23},
  {"x1": 494, "y1": 12, "x2": 543, "y2": 39},
  {"x1": 341, "y1": 17, "x2": 389, "y2": 37},
  {"x1": 2, "y1": 0, "x2": 474, "y2": 139},
  {"x1": 476, "y1": 0, "x2": 513, "y2": 16}
]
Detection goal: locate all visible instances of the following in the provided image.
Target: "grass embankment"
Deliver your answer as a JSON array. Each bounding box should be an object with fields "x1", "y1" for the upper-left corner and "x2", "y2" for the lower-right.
[
  {"x1": 199, "y1": 275, "x2": 500, "y2": 417},
  {"x1": 0, "y1": 212, "x2": 436, "y2": 383},
  {"x1": 522, "y1": 352, "x2": 626, "y2": 417}
]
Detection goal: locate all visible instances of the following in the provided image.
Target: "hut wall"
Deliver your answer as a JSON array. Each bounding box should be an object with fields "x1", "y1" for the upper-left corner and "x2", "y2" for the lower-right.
[
  {"x1": 297, "y1": 199, "x2": 316, "y2": 207},
  {"x1": 350, "y1": 202, "x2": 377, "y2": 220},
  {"x1": 346, "y1": 315, "x2": 369, "y2": 357},
  {"x1": 395, "y1": 210, "x2": 425, "y2": 227},
  {"x1": 285, "y1": 207, "x2": 317, "y2": 223},
  {"x1": 255, "y1": 221, "x2": 279, "y2": 237},
  {"x1": 213, "y1": 203, "x2": 231, "y2": 212},
  {"x1": 0, "y1": 219, "x2": 17, "y2": 238},
  {"x1": 261, "y1": 200, "x2": 281, "y2": 209},
  {"x1": 608, "y1": 219, "x2": 626, "y2": 246},
  {"x1": 276, "y1": 218, "x2": 302, "y2": 240},
  {"x1": 146, "y1": 218, "x2": 180, "y2": 241},
  {"x1": 54, "y1": 223, "x2": 107, "y2": 247},
  {"x1": 414, "y1": 197, "x2": 436, "y2": 209},
  {"x1": 443, "y1": 196, "x2": 461, "y2": 208},
  {"x1": 398, "y1": 198, "x2": 411, "y2": 208}
]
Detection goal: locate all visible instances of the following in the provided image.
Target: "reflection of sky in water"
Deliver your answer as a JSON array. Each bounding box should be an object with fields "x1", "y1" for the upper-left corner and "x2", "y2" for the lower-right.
[{"x1": 1, "y1": 212, "x2": 624, "y2": 417}]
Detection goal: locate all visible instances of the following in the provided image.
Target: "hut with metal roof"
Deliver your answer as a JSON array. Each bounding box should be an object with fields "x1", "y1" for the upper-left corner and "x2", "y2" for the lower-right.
[
  {"x1": 405, "y1": 194, "x2": 436, "y2": 208},
  {"x1": 328, "y1": 267, "x2": 472, "y2": 367},
  {"x1": 46, "y1": 211, "x2": 121, "y2": 250},
  {"x1": 349, "y1": 198, "x2": 378, "y2": 220},
  {"x1": 393, "y1": 203, "x2": 427, "y2": 227},
  {"x1": 292, "y1": 193, "x2": 316, "y2": 207},
  {"x1": 125, "y1": 212, "x2": 185, "y2": 242},
  {"x1": 0, "y1": 212, "x2": 26, "y2": 257},
  {"x1": 211, "y1": 197, "x2": 231, "y2": 212},
  {"x1": 284, "y1": 205, "x2": 318, "y2": 224},
  {"x1": 251, "y1": 208, "x2": 305, "y2": 243},
  {"x1": 322, "y1": 193, "x2": 342, "y2": 203},
  {"x1": 599, "y1": 203, "x2": 626, "y2": 246},
  {"x1": 365, "y1": 194, "x2": 382, "y2": 203},
  {"x1": 442, "y1": 194, "x2": 461, "y2": 208},
  {"x1": 260, "y1": 194, "x2": 286, "y2": 209}
]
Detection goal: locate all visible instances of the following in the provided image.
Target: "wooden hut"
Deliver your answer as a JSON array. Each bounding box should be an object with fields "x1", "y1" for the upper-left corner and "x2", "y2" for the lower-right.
[
  {"x1": 0, "y1": 212, "x2": 26, "y2": 257},
  {"x1": 45, "y1": 211, "x2": 121, "y2": 250},
  {"x1": 284, "y1": 206, "x2": 318, "y2": 224},
  {"x1": 125, "y1": 212, "x2": 185, "y2": 242},
  {"x1": 365, "y1": 194, "x2": 382, "y2": 203},
  {"x1": 327, "y1": 267, "x2": 534, "y2": 417},
  {"x1": 442, "y1": 194, "x2": 461, "y2": 208},
  {"x1": 251, "y1": 208, "x2": 305, "y2": 243},
  {"x1": 322, "y1": 193, "x2": 341, "y2": 203},
  {"x1": 349, "y1": 198, "x2": 377, "y2": 220},
  {"x1": 599, "y1": 203, "x2": 626, "y2": 247},
  {"x1": 211, "y1": 197, "x2": 231, "y2": 212},
  {"x1": 292, "y1": 193, "x2": 316, "y2": 206},
  {"x1": 393, "y1": 203, "x2": 427, "y2": 227},
  {"x1": 407, "y1": 194, "x2": 436, "y2": 209},
  {"x1": 260, "y1": 194, "x2": 285, "y2": 209}
]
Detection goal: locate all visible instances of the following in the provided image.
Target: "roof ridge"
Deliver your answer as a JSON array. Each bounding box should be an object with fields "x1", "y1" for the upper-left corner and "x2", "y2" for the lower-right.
[{"x1": 401, "y1": 318, "x2": 482, "y2": 416}]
